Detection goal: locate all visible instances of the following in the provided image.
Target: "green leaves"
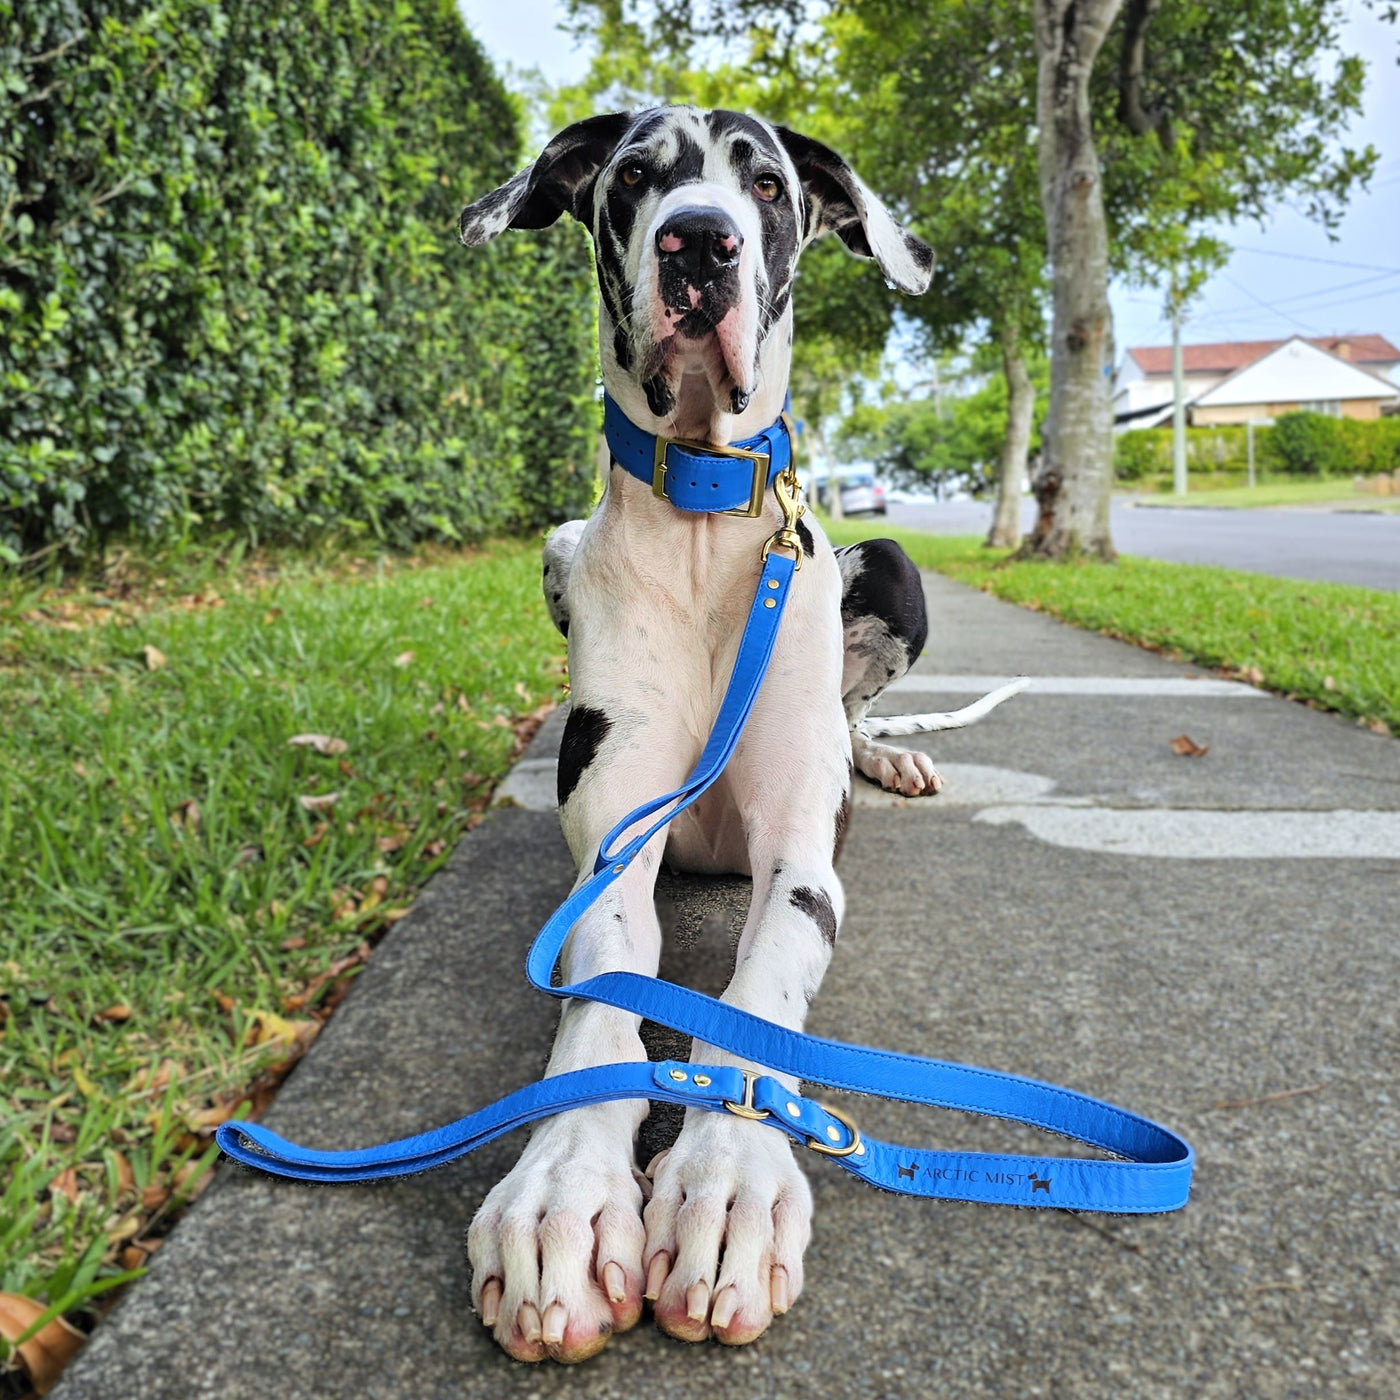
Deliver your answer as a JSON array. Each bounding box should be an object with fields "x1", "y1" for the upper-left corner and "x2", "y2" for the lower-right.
[{"x1": 1, "y1": 0, "x2": 598, "y2": 565}]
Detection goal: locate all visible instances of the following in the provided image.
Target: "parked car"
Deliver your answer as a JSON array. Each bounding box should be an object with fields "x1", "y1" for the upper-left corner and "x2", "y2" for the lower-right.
[{"x1": 813, "y1": 471, "x2": 888, "y2": 516}]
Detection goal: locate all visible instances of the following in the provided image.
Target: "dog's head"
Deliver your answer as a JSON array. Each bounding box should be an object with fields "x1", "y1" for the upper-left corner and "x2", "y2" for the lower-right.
[{"x1": 461, "y1": 106, "x2": 932, "y2": 438}]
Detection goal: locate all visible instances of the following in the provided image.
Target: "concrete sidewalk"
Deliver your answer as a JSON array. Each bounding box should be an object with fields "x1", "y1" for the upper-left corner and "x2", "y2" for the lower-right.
[{"x1": 55, "y1": 573, "x2": 1400, "y2": 1400}]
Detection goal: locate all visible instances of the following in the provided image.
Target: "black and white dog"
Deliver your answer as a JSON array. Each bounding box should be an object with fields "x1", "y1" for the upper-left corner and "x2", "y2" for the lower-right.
[{"x1": 459, "y1": 107, "x2": 989, "y2": 1363}]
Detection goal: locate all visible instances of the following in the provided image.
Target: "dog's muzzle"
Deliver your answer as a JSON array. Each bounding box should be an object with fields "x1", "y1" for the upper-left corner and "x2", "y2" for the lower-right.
[{"x1": 656, "y1": 205, "x2": 743, "y2": 330}]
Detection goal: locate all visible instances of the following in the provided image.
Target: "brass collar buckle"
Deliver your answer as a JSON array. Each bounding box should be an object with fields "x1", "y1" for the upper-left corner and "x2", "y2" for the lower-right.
[{"x1": 652, "y1": 437, "x2": 770, "y2": 518}]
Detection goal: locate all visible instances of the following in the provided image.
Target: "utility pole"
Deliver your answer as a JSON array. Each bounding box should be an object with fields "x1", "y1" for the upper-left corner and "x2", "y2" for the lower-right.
[{"x1": 1171, "y1": 294, "x2": 1187, "y2": 497}]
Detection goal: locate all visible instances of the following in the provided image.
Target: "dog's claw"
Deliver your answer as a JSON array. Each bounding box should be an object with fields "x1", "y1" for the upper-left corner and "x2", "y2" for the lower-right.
[
  {"x1": 709, "y1": 1285, "x2": 738, "y2": 1331},
  {"x1": 519, "y1": 1301, "x2": 542, "y2": 1345},
  {"x1": 686, "y1": 1281, "x2": 711, "y2": 1322},
  {"x1": 770, "y1": 1265, "x2": 790, "y2": 1315},
  {"x1": 602, "y1": 1260, "x2": 627, "y2": 1304},
  {"x1": 479, "y1": 1277, "x2": 502, "y2": 1328},
  {"x1": 645, "y1": 1252, "x2": 670, "y2": 1301},
  {"x1": 541, "y1": 1301, "x2": 567, "y2": 1346}
]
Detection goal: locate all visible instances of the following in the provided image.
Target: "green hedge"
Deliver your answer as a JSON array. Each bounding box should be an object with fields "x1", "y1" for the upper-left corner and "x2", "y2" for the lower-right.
[
  {"x1": 1, "y1": 0, "x2": 599, "y2": 563},
  {"x1": 1115, "y1": 413, "x2": 1400, "y2": 481}
]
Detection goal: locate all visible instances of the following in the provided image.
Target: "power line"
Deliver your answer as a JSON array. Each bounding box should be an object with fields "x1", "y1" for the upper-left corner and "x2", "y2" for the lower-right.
[
  {"x1": 1221, "y1": 273, "x2": 1322, "y2": 334},
  {"x1": 1229, "y1": 246, "x2": 1400, "y2": 276},
  {"x1": 1186, "y1": 269, "x2": 1400, "y2": 322}
]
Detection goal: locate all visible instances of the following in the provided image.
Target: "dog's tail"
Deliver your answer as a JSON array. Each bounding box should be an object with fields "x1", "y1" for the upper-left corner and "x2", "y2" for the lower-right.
[{"x1": 857, "y1": 677, "x2": 1029, "y2": 739}]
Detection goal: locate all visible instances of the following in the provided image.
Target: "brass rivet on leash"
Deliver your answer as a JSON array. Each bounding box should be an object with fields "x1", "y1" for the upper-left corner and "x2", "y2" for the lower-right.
[
  {"x1": 764, "y1": 598, "x2": 776, "y2": 609},
  {"x1": 613, "y1": 864, "x2": 625, "y2": 873},
  {"x1": 693, "y1": 1074, "x2": 711, "y2": 1087},
  {"x1": 786, "y1": 1102, "x2": 801, "y2": 1117},
  {"x1": 669, "y1": 1069, "x2": 688, "y2": 1082},
  {"x1": 767, "y1": 578, "x2": 779, "y2": 589}
]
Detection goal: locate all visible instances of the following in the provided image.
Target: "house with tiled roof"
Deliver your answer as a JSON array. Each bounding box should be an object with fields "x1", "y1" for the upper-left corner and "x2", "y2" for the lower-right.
[{"x1": 1114, "y1": 333, "x2": 1400, "y2": 429}]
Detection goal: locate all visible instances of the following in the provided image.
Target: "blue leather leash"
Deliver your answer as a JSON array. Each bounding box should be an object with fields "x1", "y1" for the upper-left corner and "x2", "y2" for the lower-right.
[{"x1": 218, "y1": 399, "x2": 1194, "y2": 1215}]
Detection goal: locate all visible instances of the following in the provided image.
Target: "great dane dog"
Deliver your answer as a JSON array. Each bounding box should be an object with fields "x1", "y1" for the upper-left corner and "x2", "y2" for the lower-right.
[{"x1": 458, "y1": 106, "x2": 968, "y2": 1363}]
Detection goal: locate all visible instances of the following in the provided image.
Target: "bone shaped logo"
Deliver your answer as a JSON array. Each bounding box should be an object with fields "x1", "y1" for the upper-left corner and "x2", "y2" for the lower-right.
[{"x1": 1029, "y1": 1172, "x2": 1052, "y2": 1194}]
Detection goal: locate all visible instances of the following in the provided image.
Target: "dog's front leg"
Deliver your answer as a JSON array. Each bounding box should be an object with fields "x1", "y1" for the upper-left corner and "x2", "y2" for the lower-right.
[
  {"x1": 467, "y1": 712, "x2": 688, "y2": 1364},
  {"x1": 644, "y1": 612, "x2": 852, "y2": 1347}
]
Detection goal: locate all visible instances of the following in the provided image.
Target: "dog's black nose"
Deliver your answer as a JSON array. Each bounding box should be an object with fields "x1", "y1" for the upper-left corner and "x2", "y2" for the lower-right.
[{"x1": 656, "y1": 207, "x2": 743, "y2": 284}]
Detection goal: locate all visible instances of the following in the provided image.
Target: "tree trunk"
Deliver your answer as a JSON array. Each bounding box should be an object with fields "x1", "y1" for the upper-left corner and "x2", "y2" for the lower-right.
[
  {"x1": 1024, "y1": 0, "x2": 1122, "y2": 560},
  {"x1": 985, "y1": 325, "x2": 1035, "y2": 549},
  {"x1": 810, "y1": 422, "x2": 843, "y2": 520}
]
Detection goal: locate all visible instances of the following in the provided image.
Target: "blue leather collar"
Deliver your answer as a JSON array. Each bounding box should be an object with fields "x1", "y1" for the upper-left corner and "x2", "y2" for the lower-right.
[{"x1": 603, "y1": 392, "x2": 794, "y2": 515}]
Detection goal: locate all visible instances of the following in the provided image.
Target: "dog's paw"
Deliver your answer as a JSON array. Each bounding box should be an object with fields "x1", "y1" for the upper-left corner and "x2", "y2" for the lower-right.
[
  {"x1": 853, "y1": 735, "x2": 943, "y2": 797},
  {"x1": 642, "y1": 1110, "x2": 812, "y2": 1346},
  {"x1": 467, "y1": 1109, "x2": 646, "y2": 1363}
]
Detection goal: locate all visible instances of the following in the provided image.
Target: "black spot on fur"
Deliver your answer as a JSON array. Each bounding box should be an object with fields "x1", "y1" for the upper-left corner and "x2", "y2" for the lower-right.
[
  {"x1": 795, "y1": 516, "x2": 814, "y2": 558},
  {"x1": 643, "y1": 375, "x2": 674, "y2": 417},
  {"x1": 790, "y1": 886, "x2": 837, "y2": 947},
  {"x1": 840, "y1": 538, "x2": 928, "y2": 658},
  {"x1": 558, "y1": 705, "x2": 611, "y2": 806}
]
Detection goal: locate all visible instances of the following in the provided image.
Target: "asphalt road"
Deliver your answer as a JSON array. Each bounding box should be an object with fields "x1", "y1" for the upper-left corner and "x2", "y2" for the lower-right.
[
  {"x1": 56, "y1": 573, "x2": 1400, "y2": 1400},
  {"x1": 883, "y1": 498, "x2": 1400, "y2": 591}
]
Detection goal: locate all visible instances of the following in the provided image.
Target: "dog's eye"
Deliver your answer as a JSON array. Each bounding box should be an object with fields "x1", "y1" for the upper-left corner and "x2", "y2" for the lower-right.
[
  {"x1": 620, "y1": 164, "x2": 645, "y2": 188},
  {"x1": 753, "y1": 175, "x2": 782, "y2": 203}
]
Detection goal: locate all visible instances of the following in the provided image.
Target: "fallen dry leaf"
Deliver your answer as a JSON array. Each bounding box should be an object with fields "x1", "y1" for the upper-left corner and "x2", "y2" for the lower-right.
[
  {"x1": 142, "y1": 643, "x2": 167, "y2": 671},
  {"x1": 94, "y1": 1003, "x2": 132, "y2": 1024},
  {"x1": 394, "y1": 650, "x2": 415, "y2": 667},
  {"x1": 1241, "y1": 665, "x2": 1264, "y2": 685},
  {"x1": 1169, "y1": 734, "x2": 1210, "y2": 758},
  {"x1": 298, "y1": 792, "x2": 340, "y2": 813},
  {"x1": 140, "y1": 1183, "x2": 169, "y2": 1212},
  {"x1": 49, "y1": 1168, "x2": 80, "y2": 1204},
  {"x1": 170, "y1": 799, "x2": 201, "y2": 832},
  {"x1": 287, "y1": 733, "x2": 348, "y2": 756},
  {"x1": 247, "y1": 1008, "x2": 319, "y2": 1049},
  {"x1": 184, "y1": 1103, "x2": 236, "y2": 1132},
  {"x1": 112, "y1": 1151, "x2": 135, "y2": 1197},
  {"x1": 0, "y1": 1292, "x2": 86, "y2": 1395},
  {"x1": 279, "y1": 935, "x2": 307, "y2": 951},
  {"x1": 72, "y1": 761, "x2": 89, "y2": 779}
]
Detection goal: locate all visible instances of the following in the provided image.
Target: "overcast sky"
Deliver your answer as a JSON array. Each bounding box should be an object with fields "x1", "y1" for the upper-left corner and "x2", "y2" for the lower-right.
[{"x1": 462, "y1": 1, "x2": 1400, "y2": 360}]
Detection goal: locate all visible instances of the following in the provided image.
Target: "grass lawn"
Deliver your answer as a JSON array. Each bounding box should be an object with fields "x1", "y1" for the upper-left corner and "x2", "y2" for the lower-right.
[
  {"x1": 0, "y1": 539, "x2": 563, "y2": 1344},
  {"x1": 1132, "y1": 478, "x2": 1400, "y2": 511},
  {"x1": 825, "y1": 522, "x2": 1399, "y2": 736}
]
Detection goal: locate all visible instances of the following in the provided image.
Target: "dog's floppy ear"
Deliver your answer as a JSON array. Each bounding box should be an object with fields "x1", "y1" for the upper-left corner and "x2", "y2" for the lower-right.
[
  {"x1": 459, "y1": 112, "x2": 634, "y2": 246},
  {"x1": 774, "y1": 126, "x2": 933, "y2": 295}
]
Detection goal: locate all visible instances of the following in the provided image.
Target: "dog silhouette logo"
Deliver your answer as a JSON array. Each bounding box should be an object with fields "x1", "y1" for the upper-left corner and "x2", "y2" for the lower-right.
[
  {"x1": 898, "y1": 1163, "x2": 917, "y2": 1180},
  {"x1": 1029, "y1": 1172, "x2": 1052, "y2": 1194}
]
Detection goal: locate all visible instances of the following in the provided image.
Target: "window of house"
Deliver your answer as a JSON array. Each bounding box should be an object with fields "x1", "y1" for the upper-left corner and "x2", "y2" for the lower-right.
[{"x1": 1300, "y1": 400, "x2": 1342, "y2": 416}]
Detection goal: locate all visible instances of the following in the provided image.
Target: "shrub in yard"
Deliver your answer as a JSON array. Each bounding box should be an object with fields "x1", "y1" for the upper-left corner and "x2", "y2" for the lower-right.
[
  {"x1": 1, "y1": 1, "x2": 598, "y2": 563},
  {"x1": 1259, "y1": 412, "x2": 1353, "y2": 477},
  {"x1": 1113, "y1": 425, "x2": 1248, "y2": 480}
]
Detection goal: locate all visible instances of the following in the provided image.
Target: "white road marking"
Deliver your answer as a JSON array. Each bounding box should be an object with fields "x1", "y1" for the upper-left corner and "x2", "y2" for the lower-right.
[
  {"x1": 499, "y1": 754, "x2": 1398, "y2": 861},
  {"x1": 852, "y1": 764, "x2": 1091, "y2": 809},
  {"x1": 974, "y1": 805, "x2": 1400, "y2": 860},
  {"x1": 885, "y1": 674, "x2": 1264, "y2": 699}
]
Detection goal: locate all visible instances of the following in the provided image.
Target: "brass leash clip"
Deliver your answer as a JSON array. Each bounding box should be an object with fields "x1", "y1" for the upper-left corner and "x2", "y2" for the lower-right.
[{"x1": 761, "y1": 410, "x2": 805, "y2": 567}]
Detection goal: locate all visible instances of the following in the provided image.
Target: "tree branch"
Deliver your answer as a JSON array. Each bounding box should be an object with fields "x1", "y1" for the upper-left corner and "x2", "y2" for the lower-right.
[{"x1": 1116, "y1": 0, "x2": 1174, "y2": 149}]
